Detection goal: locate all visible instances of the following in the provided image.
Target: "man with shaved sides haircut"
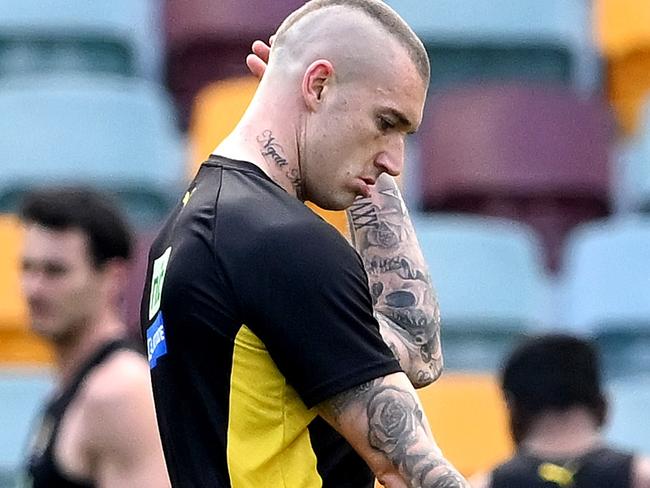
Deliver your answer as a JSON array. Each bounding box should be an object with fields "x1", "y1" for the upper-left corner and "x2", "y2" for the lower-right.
[{"x1": 141, "y1": 0, "x2": 468, "y2": 486}]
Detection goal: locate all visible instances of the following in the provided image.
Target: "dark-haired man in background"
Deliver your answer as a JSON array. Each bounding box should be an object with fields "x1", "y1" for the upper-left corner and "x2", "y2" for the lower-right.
[
  {"x1": 19, "y1": 187, "x2": 169, "y2": 487},
  {"x1": 471, "y1": 334, "x2": 650, "y2": 488}
]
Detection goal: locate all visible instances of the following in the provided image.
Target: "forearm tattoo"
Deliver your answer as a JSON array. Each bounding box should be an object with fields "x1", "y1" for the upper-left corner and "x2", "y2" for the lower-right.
[
  {"x1": 325, "y1": 379, "x2": 467, "y2": 488},
  {"x1": 347, "y1": 176, "x2": 442, "y2": 386}
]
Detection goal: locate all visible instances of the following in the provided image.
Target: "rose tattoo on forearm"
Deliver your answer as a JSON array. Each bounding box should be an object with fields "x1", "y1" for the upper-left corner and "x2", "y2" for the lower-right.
[{"x1": 323, "y1": 379, "x2": 468, "y2": 488}]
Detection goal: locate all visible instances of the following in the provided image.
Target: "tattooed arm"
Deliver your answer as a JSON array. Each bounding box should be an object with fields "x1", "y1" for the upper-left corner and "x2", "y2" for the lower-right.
[
  {"x1": 319, "y1": 372, "x2": 468, "y2": 488},
  {"x1": 347, "y1": 174, "x2": 442, "y2": 387},
  {"x1": 243, "y1": 39, "x2": 441, "y2": 385}
]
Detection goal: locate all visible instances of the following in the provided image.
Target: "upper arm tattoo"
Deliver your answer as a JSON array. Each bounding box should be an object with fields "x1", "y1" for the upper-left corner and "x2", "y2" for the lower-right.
[
  {"x1": 323, "y1": 378, "x2": 467, "y2": 488},
  {"x1": 347, "y1": 176, "x2": 443, "y2": 386}
]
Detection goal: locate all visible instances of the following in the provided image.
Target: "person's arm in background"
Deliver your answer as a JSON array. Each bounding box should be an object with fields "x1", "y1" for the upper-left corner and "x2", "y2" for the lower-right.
[
  {"x1": 347, "y1": 174, "x2": 442, "y2": 388},
  {"x1": 249, "y1": 40, "x2": 443, "y2": 387},
  {"x1": 82, "y1": 353, "x2": 171, "y2": 488},
  {"x1": 467, "y1": 471, "x2": 491, "y2": 488},
  {"x1": 318, "y1": 371, "x2": 468, "y2": 488},
  {"x1": 633, "y1": 456, "x2": 650, "y2": 488}
]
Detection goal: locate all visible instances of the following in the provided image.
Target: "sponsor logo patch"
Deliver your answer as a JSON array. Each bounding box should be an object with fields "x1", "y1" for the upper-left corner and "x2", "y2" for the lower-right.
[
  {"x1": 147, "y1": 312, "x2": 167, "y2": 368},
  {"x1": 149, "y1": 247, "x2": 172, "y2": 320}
]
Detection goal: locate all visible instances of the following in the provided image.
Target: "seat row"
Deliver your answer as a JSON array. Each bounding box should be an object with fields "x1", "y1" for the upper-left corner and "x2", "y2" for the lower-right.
[
  {"x1": 166, "y1": 0, "x2": 600, "y2": 126},
  {"x1": 188, "y1": 76, "x2": 650, "y2": 275},
  {"x1": 0, "y1": 74, "x2": 185, "y2": 228},
  {"x1": 413, "y1": 213, "x2": 650, "y2": 378},
  {"x1": 3, "y1": 210, "x2": 650, "y2": 379},
  {"x1": 1, "y1": 367, "x2": 647, "y2": 484},
  {"x1": 5, "y1": 72, "x2": 650, "y2": 280},
  {"x1": 0, "y1": 0, "x2": 647, "y2": 137}
]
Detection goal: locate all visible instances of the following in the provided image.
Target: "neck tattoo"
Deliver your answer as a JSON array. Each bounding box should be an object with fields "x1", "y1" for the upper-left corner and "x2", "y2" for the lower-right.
[
  {"x1": 257, "y1": 129, "x2": 288, "y2": 167},
  {"x1": 257, "y1": 129, "x2": 304, "y2": 200}
]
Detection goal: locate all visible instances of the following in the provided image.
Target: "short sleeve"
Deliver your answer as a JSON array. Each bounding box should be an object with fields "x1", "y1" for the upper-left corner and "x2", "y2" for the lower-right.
[{"x1": 232, "y1": 219, "x2": 401, "y2": 408}]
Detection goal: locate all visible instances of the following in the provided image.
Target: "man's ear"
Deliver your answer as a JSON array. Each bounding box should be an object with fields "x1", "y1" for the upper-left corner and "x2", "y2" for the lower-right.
[
  {"x1": 101, "y1": 258, "x2": 129, "y2": 302},
  {"x1": 302, "y1": 59, "x2": 334, "y2": 112}
]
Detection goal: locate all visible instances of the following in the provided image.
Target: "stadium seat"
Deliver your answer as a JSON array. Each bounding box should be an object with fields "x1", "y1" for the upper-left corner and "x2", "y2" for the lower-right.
[
  {"x1": 0, "y1": 367, "x2": 53, "y2": 484},
  {"x1": 386, "y1": 0, "x2": 598, "y2": 93},
  {"x1": 188, "y1": 76, "x2": 349, "y2": 237},
  {"x1": 165, "y1": 0, "x2": 304, "y2": 125},
  {"x1": 561, "y1": 216, "x2": 650, "y2": 376},
  {"x1": 606, "y1": 51, "x2": 650, "y2": 135},
  {"x1": 616, "y1": 98, "x2": 650, "y2": 213},
  {"x1": 0, "y1": 214, "x2": 53, "y2": 365},
  {"x1": 412, "y1": 213, "x2": 548, "y2": 371},
  {"x1": 417, "y1": 372, "x2": 513, "y2": 477},
  {"x1": 596, "y1": 0, "x2": 650, "y2": 58},
  {"x1": 0, "y1": 0, "x2": 163, "y2": 80},
  {"x1": 562, "y1": 216, "x2": 650, "y2": 332},
  {"x1": 596, "y1": 0, "x2": 650, "y2": 134},
  {"x1": 605, "y1": 374, "x2": 650, "y2": 455},
  {"x1": 418, "y1": 83, "x2": 613, "y2": 272},
  {"x1": 189, "y1": 77, "x2": 260, "y2": 177},
  {"x1": 0, "y1": 74, "x2": 186, "y2": 229},
  {"x1": 593, "y1": 329, "x2": 650, "y2": 379}
]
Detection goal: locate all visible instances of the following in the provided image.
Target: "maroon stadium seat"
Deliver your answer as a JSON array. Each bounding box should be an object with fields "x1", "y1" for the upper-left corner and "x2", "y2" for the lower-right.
[
  {"x1": 121, "y1": 231, "x2": 156, "y2": 340},
  {"x1": 418, "y1": 83, "x2": 614, "y2": 271},
  {"x1": 165, "y1": 0, "x2": 304, "y2": 126}
]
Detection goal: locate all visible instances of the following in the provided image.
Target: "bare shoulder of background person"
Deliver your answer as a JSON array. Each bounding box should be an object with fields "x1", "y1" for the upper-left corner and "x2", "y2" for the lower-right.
[
  {"x1": 633, "y1": 456, "x2": 650, "y2": 488},
  {"x1": 77, "y1": 349, "x2": 170, "y2": 487},
  {"x1": 468, "y1": 471, "x2": 491, "y2": 488}
]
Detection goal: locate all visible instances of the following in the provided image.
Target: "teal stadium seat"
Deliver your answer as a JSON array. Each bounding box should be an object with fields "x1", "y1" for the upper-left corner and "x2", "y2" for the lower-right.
[
  {"x1": 0, "y1": 0, "x2": 162, "y2": 80},
  {"x1": 617, "y1": 96, "x2": 650, "y2": 213},
  {"x1": 0, "y1": 368, "x2": 53, "y2": 486},
  {"x1": 0, "y1": 74, "x2": 186, "y2": 228},
  {"x1": 385, "y1": 0, "x2": 599, "y2": 92},
  {"x1": 412, "y1": 213, "x2": 549, "y2": 372},
  {"x1": 605, "y1": 374, "x2": 650, "y2": 455},
  {"x1": 561, "y1": 217, "x2": 650, "y2": 377}
]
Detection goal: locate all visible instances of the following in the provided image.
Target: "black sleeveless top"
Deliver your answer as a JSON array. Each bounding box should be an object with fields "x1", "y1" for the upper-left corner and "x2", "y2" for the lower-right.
[
  {"x1": 23, "y1": 339, "x2": 136, "y2": 488},
  {"x1": 490, "y1": 446, "x2": 635, "y2": 488}
]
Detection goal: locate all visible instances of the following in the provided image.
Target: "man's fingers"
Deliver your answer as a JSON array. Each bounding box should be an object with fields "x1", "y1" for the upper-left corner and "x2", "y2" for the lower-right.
[
  {"x1": 247, "y1": 38, "x2": 271, "y2": 79},
  {"x1": 246, "y1": 53, "x2": 266, "y2": 80},
  {"x1": 251, "y1": 40, "x2": 271, "y2": 63}
]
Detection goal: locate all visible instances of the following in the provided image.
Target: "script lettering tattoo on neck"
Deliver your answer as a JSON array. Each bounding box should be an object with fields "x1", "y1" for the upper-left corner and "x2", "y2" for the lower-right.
[
  {"x1": 287, "y1": 168, "x2": 304, "y2": 201},
  {"x1": 257, "y1": 129, "x2": 288, "y2": 167},
  {"x1": 347, "y1": 176, "x2": 443, "y2": 388},
  {"x1": 257, "y1": 129, "x2": 304, "y2": 200}
]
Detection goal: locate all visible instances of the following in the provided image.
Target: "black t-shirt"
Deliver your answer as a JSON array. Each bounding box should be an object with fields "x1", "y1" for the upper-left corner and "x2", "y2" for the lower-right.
[
  {"x1": 141, "y1": 156, "x2": 401, "y2": 487},
  {"x1": 490, "y1": 446, "x2": 634, "y2": 488}
]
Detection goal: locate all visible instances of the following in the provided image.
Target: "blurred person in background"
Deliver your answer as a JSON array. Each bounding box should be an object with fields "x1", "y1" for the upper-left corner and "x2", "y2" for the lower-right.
[
  {"x1": 470, "y1": 334, "x2": 650, "y2": 488},
  {"x1": 141, "y1": 0, "x2": 468, "y2": 486},
  {"x1": 19, "y1": 187, "x2": 169, "y2": 487}
]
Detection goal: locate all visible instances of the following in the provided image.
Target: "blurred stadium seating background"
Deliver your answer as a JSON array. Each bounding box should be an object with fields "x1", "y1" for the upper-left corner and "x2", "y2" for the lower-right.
[{"x1": 1, "y1": 0, "x2": 649, "y2": 483}]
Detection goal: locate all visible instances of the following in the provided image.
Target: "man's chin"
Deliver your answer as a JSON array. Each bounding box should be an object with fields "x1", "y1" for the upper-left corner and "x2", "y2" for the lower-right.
[
  {"x1": 30, "y1": 321, "x2": 62, "y2": 341},
  {"x1": 307, "y1": 195, "x2": 354, "y2": 212},
  {"x1": 326, "y1": 201, "x2": 352, "y2": 211}
]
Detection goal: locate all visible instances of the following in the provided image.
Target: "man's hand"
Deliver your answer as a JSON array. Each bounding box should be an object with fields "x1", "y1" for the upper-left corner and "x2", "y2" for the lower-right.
[{"x1": 246, "y1": 36, "x2": 274, "y2": 80}]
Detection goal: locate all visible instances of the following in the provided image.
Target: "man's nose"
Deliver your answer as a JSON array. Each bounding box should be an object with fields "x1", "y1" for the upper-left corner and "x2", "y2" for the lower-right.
[
  {"x1": 375, "y1": 141, "x2": 404, "y2": 177},
  {"x1": 21, "y1": 270, "x2": 45, "y2": 298}
]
